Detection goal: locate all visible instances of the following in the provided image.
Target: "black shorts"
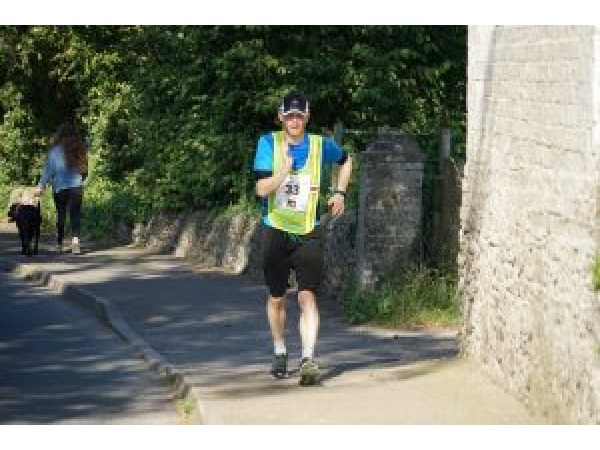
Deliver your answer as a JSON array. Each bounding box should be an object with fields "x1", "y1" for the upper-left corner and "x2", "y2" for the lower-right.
[{"x1": 261, "y1": 223, "x2": 324, "y2": 297}]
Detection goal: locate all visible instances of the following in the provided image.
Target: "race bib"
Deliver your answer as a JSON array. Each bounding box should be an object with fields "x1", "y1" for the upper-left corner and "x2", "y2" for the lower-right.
[{"x1": 274, "y1": 174, "x2": 311, "y2": 212}]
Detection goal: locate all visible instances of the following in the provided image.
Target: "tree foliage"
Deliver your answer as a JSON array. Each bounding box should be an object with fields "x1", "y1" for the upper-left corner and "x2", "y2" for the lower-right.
[{"x1": 1, "y1": 25, "x2": 466, "y2": 215}]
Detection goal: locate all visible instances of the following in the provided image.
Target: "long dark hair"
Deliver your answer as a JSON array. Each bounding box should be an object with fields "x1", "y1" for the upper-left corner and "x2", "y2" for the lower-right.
[{"x1": 51, "y1": 121, "x2": 88, "y2": 174}]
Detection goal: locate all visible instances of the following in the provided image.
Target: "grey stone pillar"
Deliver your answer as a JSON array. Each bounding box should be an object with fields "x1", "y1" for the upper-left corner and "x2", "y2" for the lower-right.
[{"x1": 355, "y1": 131, "x2": 424, "y2": 288}]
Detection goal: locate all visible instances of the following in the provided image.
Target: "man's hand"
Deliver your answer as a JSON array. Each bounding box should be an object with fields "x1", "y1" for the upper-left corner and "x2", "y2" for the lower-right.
[
  {"x1": 282, "y1": 148, "x2": 293, "y2": 174},
  {"x1": 255, "y1": 147, "x2": 294, "y2": 198},
  {"x1": 328, "y1": 192, "x2": 345, "y2": 217}
]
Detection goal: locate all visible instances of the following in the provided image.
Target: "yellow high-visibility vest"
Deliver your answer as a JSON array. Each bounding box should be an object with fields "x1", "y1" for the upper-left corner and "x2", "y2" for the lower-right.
[{"x1": 267, "y1": 131, "x2": 323, "y2": 235}]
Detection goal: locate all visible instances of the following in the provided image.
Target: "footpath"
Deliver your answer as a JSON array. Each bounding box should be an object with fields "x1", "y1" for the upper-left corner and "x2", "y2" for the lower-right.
[{"x1": 0, "y1": 224, "x2": 544, "y2": 424}]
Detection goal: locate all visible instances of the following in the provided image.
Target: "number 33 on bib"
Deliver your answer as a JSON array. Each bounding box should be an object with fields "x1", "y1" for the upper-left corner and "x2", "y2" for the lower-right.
[{"x1": 267, "y1": 132, "x2": 323, "y2": 235}]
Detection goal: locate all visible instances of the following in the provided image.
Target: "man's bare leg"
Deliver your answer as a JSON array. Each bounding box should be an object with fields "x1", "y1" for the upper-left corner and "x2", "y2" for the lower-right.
[
  {"x1": 298, "y1": 289, "x2": 319, "y2": 359},
  {"x1": 298, "y1": 289, "x2": 320, "y2": 385},
  {"x1": 267, "y1": 295, "x2": 287, "y2": 351},
  {"x1": 298, "y1": 290, "x2": 319, "y2": 385}
]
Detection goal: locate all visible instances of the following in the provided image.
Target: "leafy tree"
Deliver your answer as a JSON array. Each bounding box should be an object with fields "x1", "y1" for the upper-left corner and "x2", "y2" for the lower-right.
[{"x1": 1, "y1": 25, "x2": 466, "y2": 217}]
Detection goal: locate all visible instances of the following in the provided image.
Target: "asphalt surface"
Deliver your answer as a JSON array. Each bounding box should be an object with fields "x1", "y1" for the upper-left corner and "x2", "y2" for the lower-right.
[
  {"x1": 0, "y1": 223, "x2": 544, "y2": 424},
  {"x1": 0, "y1": 265, "x2": 182, "y2": 424}
]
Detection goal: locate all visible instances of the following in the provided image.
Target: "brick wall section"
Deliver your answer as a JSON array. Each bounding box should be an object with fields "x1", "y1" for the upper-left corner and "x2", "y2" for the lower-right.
[
  {"x1": 461, "y1": 26, "x2": 600, "y2": 423},
  {"x1": 355, "y1": 132, "x2": 424, "y2": 288}
]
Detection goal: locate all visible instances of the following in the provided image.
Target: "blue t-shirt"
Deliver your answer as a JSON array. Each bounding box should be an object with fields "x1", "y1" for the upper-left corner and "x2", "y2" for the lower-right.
[{"x1": 253, "y1": 132, "x2": 347, "y2": 227}]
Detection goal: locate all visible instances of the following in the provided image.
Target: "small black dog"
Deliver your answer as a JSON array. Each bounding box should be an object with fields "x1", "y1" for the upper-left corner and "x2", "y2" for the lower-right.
[{"x1": 8, "y1": 197, "x2": 41, "y2": 257}]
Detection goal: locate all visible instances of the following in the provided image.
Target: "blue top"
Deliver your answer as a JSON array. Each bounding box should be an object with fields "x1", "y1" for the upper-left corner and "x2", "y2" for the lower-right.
[
  {"x1": 38, "y1": 145, "x2": 85, "y2": 193},
  {"x1": 253, "y1": 132, "x2": 347, "y2": 227}
]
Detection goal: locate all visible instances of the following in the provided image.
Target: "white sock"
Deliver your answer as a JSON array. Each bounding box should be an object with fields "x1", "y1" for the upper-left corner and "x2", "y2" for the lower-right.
[
  {"x1": 302, "y1": 346, "x2": 314, "y2": 360},
  {"x1": 274, "y1": 343, "x2": 287, "y2": 355},
  {"x1": 72, "y1": 237, "x2": 80, "y2": 244}
]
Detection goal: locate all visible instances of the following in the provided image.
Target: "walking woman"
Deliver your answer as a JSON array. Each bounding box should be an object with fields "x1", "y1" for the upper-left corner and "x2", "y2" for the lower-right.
[{"x1": 34, "y1": 121, "x2": 88, "y2": 254}]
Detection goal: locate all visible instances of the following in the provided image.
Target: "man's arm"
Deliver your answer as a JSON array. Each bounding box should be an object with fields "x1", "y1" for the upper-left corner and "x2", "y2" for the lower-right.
[
  {"x1": 334, "y1": 153, "x2": 352, "y2": 194},
  {"x1": 328, "y1": 154, "x2": 352, "y2": 216}
]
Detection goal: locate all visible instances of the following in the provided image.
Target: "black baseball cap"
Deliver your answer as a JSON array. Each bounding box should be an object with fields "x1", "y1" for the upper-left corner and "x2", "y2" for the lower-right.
[{"x1": 279, "y1": 92, "x2": 310, "y2": 116}]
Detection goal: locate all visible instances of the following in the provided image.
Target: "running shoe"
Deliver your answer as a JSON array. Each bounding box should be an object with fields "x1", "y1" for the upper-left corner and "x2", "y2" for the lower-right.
[{"x1": 270, "y1": 353, "x2": 288, "y2": 379}]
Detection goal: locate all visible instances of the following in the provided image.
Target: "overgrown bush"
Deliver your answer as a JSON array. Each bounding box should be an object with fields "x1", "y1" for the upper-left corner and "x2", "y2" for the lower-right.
[
  {"x1": 80, "y1": 177, "x2": 148, "y2": 242},
  {"x1": 342, "y1": 265, "x2": 460, "y2": 329}
]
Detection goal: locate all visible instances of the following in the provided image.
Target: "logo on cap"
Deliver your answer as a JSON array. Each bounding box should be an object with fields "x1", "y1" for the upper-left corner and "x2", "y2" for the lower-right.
[{"x1": 280, "y1": 93, "x2": 309, "y2": 116}]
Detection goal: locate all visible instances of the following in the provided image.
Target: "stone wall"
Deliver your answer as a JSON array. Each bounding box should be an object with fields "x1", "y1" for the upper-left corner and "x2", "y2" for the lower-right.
[
  {"x1": 132, "y1": 210, "x2": 357, "y2": 303},
  {"x1": 461, "y1": 26, "x2": 600, "y2": 423},
  {"x1": 133, "y1": 210, "x2": 261, "y2": 274},
  {"x1": 355, "y1": 132, "x2": 424, "y2": 288}
]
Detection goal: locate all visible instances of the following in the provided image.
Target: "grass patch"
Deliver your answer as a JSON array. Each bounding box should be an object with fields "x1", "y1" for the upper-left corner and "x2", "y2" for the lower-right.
[
  {"x1": 342, "y1": 265, "x2": 460, "y2": 330},
  {"x1": 176, "y1": 393, "x2": 197, "y2": 423},
  {"x1": 593, "y1": 254, "x2": 600, "y2": 291}
]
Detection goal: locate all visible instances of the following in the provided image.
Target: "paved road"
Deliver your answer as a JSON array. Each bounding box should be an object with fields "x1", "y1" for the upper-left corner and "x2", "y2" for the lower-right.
[
  {"x1": 0, "y1": 269, "x2": 182, "y2": 424},
  {"x1": 0, "y1": 224, "x2": 544, "y2": 424}
]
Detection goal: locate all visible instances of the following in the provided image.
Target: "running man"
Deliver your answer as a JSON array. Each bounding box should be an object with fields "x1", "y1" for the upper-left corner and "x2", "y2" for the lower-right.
[{"x1": 253, "y1": 92, "x2": 353, "y2": 385}]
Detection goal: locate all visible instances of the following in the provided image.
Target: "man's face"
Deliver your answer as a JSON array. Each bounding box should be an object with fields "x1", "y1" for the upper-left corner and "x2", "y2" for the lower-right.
[{"x1": 280, "y1": 112, "x2": 308, "y2": 140}]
